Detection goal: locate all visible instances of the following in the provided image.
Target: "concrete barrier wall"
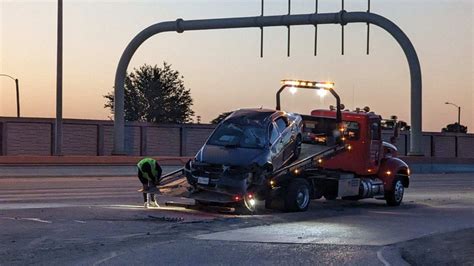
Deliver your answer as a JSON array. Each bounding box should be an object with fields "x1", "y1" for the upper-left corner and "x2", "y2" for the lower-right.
[
  {"x1": 1, "y1": 117, "x2": 473, "y2": 158},
  {"x1": 0, "y1": 117, "x2": 215, "y2": 157}
]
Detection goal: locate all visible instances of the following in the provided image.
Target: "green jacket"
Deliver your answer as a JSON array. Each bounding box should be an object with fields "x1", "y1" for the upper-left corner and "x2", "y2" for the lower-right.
[{"x1": 137, "y1": 158, "x2": 159, "y2": 181}]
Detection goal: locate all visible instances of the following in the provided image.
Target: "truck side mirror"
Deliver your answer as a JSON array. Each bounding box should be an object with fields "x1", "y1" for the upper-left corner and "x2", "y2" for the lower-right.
[{"x1": 391, "y1": 121, "x2": 401, "y2": 144}]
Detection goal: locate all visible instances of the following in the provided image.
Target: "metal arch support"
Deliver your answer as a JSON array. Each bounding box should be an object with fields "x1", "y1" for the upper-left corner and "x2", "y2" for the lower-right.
[{"x1": 113, "y1": 11, "x2": 423, "y2": 156}]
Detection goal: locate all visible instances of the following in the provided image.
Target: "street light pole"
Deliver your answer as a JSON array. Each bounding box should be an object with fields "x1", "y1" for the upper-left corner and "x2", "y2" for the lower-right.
[
  {"x1": 54, "y1": 0, "x2": 63, "y2": 155},
  {"x1": 445, "y1": 102, "x2": 461, "y2": 132},
  {"x1": 15, "y1": 79, "x2": 20, "y2": 118},
  {"x1": 0, "y1": 74, "x2": 21, "y2": 118}
]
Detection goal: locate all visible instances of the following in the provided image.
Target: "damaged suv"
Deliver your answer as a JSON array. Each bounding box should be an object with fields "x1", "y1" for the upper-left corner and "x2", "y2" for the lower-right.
[{"x1": 185, "y1": 108, "x2": 303, "y2": 212}]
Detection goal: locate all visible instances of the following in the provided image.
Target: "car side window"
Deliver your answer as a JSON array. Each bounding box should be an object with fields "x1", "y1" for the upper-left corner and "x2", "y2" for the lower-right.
[
  {"x1": 269, "y1": 123, "x2": 279, "y2": 144},
  {"x1": 275, "y1": 118, "x2": 288, "y2": 133}
]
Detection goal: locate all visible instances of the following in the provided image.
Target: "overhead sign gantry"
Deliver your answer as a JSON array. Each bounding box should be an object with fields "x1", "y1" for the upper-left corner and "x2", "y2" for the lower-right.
[{"x1": 112, "y1": 0, "x2": 423, "y2": 156}]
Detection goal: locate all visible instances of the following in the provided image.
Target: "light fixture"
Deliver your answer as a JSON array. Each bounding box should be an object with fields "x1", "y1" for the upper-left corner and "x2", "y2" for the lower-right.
[
  {"x1": 281, "y1": 79, "x2": 335, "y2": 90},
  {"x1": 317, "y1": 89, "x2": 328, "y2": 98},
  {"x1": 289, "y1": 86, "x2": 298, "y2": 94}
]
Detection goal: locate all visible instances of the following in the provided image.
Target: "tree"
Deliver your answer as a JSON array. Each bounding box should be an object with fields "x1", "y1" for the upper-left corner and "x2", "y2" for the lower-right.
[
  {"x1": 104, "y1": 63, "x2": 194, "y2": 123},
  {"x1": 442, "y1": 123, "x2": 467, "y2": 133},
  {"x1": 211, "y1": 111, "x2": 233, "y2": 124}
]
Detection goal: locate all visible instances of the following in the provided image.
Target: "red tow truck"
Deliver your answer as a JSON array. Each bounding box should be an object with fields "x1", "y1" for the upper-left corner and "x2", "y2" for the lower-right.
[
  {"x1": 265, "y1": 79, "x2": 410, "y2": 211},
  {"x1": 162, "y1": 79, "x2": 410, "y2": 213},
  {"x1": 305, "y1": 108, "x2": 410, "y2": 205}
]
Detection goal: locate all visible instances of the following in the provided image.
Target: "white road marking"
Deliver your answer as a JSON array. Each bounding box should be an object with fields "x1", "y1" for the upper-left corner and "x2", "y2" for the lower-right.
[
  {"x1": 0, "y1": 203, "x2": 80, "y2": 210},
  {"x1": 93, "y1": 251, "x2": 118, "y2": 266},
  {"x1": 22, "y1": 218, "x2": 52, "y2": 224},
  {"x1": 74, "y1": 220, "x2": 86, "y2": 224},
  {"x1": 377, "y1": 247, "x2": 391, "y2": 266},
  {"x1": 1, "y1": 217, "x2": 52, "y2": 224}
]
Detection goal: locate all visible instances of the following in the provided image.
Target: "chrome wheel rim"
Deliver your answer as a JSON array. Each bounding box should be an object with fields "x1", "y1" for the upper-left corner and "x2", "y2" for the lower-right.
[
  {"x1": 296, "y1": 187, "x2": 310, "y2": 209},
  {"x1": 394, "y1": 180, "x2": 404, "y2": 202},
  {"x1": 243, "y1": 196, "x2": 256, "y2": 212}
]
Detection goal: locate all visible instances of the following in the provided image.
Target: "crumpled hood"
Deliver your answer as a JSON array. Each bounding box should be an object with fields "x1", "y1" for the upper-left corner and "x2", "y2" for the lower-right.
[{"x1": 196, "y1": 144, "x2": 266, "y2": 166}]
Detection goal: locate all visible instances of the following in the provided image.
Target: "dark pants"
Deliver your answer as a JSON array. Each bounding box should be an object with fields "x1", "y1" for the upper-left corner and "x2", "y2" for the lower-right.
[{"x1": 138, "y1": 162, "x2": 163, "y2": 202}]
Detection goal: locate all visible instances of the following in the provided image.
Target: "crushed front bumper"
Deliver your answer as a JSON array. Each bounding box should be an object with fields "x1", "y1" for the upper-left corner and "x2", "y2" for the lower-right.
[{"x1": 184, "y1": 161, "x2": 259, "y2": 202}]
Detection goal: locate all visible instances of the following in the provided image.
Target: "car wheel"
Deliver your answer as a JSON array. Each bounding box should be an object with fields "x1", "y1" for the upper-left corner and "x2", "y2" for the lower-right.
[
  {"x1": 385, "y1": 176, "x2": 404, "y2": 206},
  {"x1": 284, "y1": 178, "x2": 311, "y2": 212},
  {"x1": 235, "y1": 195, "x2": 257, "y2": 215}
]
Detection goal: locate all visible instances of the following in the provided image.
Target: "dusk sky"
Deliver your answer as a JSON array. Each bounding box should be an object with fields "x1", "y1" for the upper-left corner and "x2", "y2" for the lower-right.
[{"x1": 1, "y1": 0, "x2": 472, "y2": 132}]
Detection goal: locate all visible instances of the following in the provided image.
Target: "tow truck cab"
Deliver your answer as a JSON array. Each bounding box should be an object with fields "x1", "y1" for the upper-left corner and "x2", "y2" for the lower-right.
[{"x1": 310, "y1": 108, "x2": 410, "y2": 193}]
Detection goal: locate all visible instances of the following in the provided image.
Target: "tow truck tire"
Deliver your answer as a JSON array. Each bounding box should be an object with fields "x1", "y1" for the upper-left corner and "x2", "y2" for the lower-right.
[
  {"x1": 284, "y1": 178, "x2": 311, "y2": 212},
  {"x1": 385, "y1": 176, "x2": 404, "y2": 206}
]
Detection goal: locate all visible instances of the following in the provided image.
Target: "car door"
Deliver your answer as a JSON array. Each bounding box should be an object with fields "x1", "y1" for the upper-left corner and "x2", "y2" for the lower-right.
[
  {"x1": 269, "y1": 122, "x2": 284, "y2": 169},
  {"x1": 368, "y1": 120, "x2": 382, "y2": 172},
  {"x1": 275, "y1": 117, "x2": 293, "y2": 162}
]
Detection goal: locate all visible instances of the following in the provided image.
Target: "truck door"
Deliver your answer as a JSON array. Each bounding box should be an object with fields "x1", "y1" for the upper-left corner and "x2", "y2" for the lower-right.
[
  {"x1": 368, "y1": 120, "x2": 382, "y2": 171},
  {"x1": 269, "y1": 122, "x2": 284, "y2": 169}
]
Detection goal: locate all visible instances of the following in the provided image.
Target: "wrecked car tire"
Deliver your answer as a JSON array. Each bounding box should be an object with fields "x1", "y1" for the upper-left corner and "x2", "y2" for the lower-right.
[
  {"x1": 234, "y1": 195, "x2": 257, "y2": 215},
  {"x1": 284, "y1": 178, "x2": 311, "y2": 212}
]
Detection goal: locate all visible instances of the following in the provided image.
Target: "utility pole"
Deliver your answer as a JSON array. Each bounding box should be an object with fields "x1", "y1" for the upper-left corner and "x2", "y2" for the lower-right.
[{"x1": 55, "y1": 0, "x2": 63, "y2": 155}]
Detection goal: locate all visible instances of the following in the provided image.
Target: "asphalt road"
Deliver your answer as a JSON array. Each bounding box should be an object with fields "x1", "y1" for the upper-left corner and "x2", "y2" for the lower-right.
[{"x1": 0, "y1": 173, "x2": 473, "y2": 265}]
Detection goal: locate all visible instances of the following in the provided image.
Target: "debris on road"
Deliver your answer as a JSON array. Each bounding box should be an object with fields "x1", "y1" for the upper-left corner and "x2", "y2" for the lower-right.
[{"x1": 147, "y1": 215, "x2": 184, "y2": 222}]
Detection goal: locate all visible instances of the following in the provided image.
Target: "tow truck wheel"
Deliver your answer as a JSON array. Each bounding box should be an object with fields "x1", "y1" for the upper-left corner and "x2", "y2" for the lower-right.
[
  {"x1": 385, "y1": 176, "x2": 404, "y2": 206},
  {"x1": 284, "y1": 178, "x2": 311, "y2": 212}
]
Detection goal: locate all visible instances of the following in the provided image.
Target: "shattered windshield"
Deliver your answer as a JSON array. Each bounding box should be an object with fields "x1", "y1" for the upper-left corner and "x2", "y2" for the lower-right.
[{"x1": 207, "y1": 121, "x2": 267, "y2": 149}]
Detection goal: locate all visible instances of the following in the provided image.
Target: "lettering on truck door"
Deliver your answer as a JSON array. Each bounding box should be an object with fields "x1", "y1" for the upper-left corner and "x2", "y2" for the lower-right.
[{"x1": 369, "y1": 120, "x2": 382, "y2": 171}]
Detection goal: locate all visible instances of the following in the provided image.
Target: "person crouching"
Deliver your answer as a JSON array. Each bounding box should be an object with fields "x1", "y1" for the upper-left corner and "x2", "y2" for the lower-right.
[{"x1": 137, "y1": 158, "x2": 163, "y2": 207}]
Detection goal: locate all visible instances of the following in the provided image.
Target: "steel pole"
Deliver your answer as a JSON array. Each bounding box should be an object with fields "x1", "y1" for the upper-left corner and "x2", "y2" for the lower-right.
[
  {"x1": 458, "y1": 106, "x2": 461, "y2": 132},
  {"x1": 275, "y1": 85, "x2": 285, "y2": 111},
  {"x1": 54, "y1": 0, "x2": 63, "y2": 156},
  {"x1": 114, "y1": 11, "x2": 423, "y2": 156},
  {"x1": 14, "y1": 79, "x2": 20, "y2": 117}
]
